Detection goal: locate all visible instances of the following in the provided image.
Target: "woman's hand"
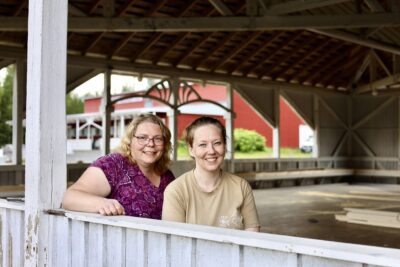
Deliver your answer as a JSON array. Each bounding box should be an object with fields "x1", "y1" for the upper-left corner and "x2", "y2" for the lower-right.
[{"x1": 97, "y1": 199, "x2": 125, "y2": 216}]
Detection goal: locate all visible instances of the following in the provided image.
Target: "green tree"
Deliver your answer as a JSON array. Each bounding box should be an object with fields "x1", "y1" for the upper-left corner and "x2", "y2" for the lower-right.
[
  {"x1": 66, "y1": 93, "x2": 84, "y2": 114},
  {"x1": 0, "y1": 66, "x2": 13, "y2": 146}
]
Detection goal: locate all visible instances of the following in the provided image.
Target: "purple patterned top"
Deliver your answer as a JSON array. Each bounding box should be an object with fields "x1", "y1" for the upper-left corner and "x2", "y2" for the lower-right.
[{"x1": 91, "y1": 153, "x2": 175, "y2": 219}]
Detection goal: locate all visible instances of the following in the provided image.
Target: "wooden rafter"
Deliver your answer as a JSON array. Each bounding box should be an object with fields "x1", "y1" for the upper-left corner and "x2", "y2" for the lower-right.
[
  {"x1": 293, "y1": 42, "x2": 345, "y2": 82},
  {"x1": 129, "y1": 1, "x2": 199, "y2": 62},
  {"x1": 210, "y1": 31, "x2": 262, "y2": 72},
  {"x1": 87, "y1": 0, "x2": 103, "y2": 14},
  {"x1": 208, "y1": 0, "x2": 234, "y2": 15},
  {"x1": 10, "y1": 0, "x2": 27, "y2": 16},
  {"x1": 166, "y1": 6, "x2": 219, "y2": 66},
  {"x1": 192, "y1": 32, "x2": 236, "y2": 69},
  {"x1": 83, "y1": 33, "x2": 104, "y2": 55},
  {"x1": 82, "y1": 0, "x2": 135, "y2": 56},
  {"x1": 306, "y1": 45, "x2": 350, "y2": 85},
  {"x1": 260, "y1": 33, "x2": 317, "y2": 78},
  {"x1": 172, "y1": 1, "x2": 244, "y2": 67},
  {"x1": 229, "y1": 31, "x2": 284, "y2": 74},
  {"x1": 109, "y1": 32, "x2": 136, "y2": 58},
  {"x1": 67, "y1": 68, "x2": 103, "y2": 93},
  {"x1": 172, "y1": 33, "x2": 212, "y2": 66},
  {"x1": 272, "y1": 37, "x2": 330, "y2": 79},
  {"x1": 263, "y1": 0, "x2": 352, "y2": 15},
  {"x1": 248, "y1": 31, "x2": 303, "y2": 78}
]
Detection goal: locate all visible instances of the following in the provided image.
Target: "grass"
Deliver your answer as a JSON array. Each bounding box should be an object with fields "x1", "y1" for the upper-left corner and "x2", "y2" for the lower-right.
[{"x1": 176, "y1": 143, "x2": 312, "y2": 160}]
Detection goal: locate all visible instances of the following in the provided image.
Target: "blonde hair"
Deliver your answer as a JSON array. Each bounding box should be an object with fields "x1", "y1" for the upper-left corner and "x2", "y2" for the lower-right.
[{"x1": 115, "y1": 113, "x2": 171, "y2": 175}]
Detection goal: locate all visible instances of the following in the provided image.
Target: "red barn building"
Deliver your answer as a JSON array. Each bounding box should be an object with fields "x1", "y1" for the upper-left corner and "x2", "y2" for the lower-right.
[{"x1": 79, "y1": 84, "x2": 305, "y2": 148}]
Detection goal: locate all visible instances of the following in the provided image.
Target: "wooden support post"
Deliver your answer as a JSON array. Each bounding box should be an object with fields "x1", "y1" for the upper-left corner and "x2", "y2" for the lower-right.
[
  {"x1": 312, "y1": 94, "x2": 320, "y2": 160},
  {"x1": 272, "y1": 90, "x2": 280, "y2": 158},
  {"x1": 102, "y1": 68, "x2": 112, "y2": 155},
  {"x1": 12, "y1": 60, "x2": 25, "y2": 167},
  {"x1": 168, "y1": 78, "x2": 179, "y2": 161},
  {"x1": 225, "y1": 84, "x2": 235, "y2": 172},
  {"x1": 24, "y1": 1, "x2": 67, "y2": 266}
]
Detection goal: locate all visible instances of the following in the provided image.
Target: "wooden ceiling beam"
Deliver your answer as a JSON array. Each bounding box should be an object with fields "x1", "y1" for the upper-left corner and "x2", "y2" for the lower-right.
[
  {"x1": 87, "y1": 0, "x2": 102, "y2": 14},
  {"x1": 67, "y1": 69, "x2": 103, "y2": 93},
  {"x1": 10, "y1": 0, "x2": 27, "y2": 16},
  {"x1": 245, "y1": 31, "x2": 303, "y2": 77},
  {"x1": 165, "y1": 6, "x2": 218, "y2": 66},
  {"x1": 115, "y1": 0, "x2": 136, "y2": 16},
  {"x1": 109, "y1": 32, "x2": 136, "y2": 58},
  {"x1": 293, "y1": 42, "x2": 346, "y2": 81},
  {"x1": 129, "y1": 1, "x2": 199, "y2": 62},
  {"x1": 263, "y1": 0, "x2": 353, "y2": 15},
  {"x1": 208, "y1": 0, "x2": 234, "y2": 15},
  {"x1": 68, "y1": 4, "x2": 87, "y2": 16},
  {"x1": 229, "y1": 31, "x2": 284, "y2": 74},
  {"x1": 154, "y1": 32, "x2": 187, "y2": 64},
  {"x1": 355, "y1": 73, "x2": 400, "y2": 94},
  {"x1": 64, "y1": 14, "x2": 400, "y2": 31},
  {"x1": 310, "y1": 29, "x2": 400, "y2": 56},
  {"x1": 82, "y1": 33, "x2": 104, "y2": 55},
  {"x1": 314, "y1": 47, "x2": 368, "y2": 87},
  {"x1": 260, "y1": 34, "x2": 318, "y2": 78},
  {"x1": 349, "y1": 51, "x2": 371, "y2": 87},
  {"x1": 0, "y1": 44, "x2": 344, "y2": 95},
  {"x1": 3, "y1": 13, "x2": 400, "y2": 32},
  {"x1": 272, "y1": 37, "x2": 331, "y2": 79},
  {"x1": 211, "y1": 32, "x2": 262, "y2": 72},
  {"x1": 192, "y1": 32, "x2": 236, "y2": 69},
  {"x1": 0, "y1": 59, "x2": 15, "y2": 69}
]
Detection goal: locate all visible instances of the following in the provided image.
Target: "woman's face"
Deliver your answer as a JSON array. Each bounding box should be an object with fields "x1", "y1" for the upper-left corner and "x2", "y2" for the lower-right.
[
  {"x1": 189, "y1": 124, "x2": 226, "y2": 173},
  {"x1": 130, "y1": 122, "x2": 164, "y2": 169}
]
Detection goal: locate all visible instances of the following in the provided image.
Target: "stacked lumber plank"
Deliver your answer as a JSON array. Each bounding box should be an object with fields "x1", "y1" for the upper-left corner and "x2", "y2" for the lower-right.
[{"x1": 336, "y1": 208, "x2": 400, "y2": 229}]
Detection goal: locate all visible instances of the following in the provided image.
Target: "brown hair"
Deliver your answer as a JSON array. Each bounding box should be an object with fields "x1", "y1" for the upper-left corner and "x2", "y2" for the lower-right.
[
  {"x1": 115, "y1": 113, "x2": 171, "y2": 175},
  {"x1": 184, "y1": 116, "x2": 227, "y2": 147}
]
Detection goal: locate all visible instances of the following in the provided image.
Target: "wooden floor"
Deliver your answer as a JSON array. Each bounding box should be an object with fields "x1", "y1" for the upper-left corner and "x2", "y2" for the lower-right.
[
  {"x1": 2, "y1": 182, "x2": 400, "y2": 249},
  {"x1": 255, "y1": 183, "x2": 400, "y2": 249}
]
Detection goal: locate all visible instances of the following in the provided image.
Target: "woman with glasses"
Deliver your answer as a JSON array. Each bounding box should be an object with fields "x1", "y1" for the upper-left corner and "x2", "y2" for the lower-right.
[
  {"x1": 162, "y1": 116, "x2": 260, "y2": 231},
  {"x1": 62, "y1": 113, "x2": 175, "y2": 218}
]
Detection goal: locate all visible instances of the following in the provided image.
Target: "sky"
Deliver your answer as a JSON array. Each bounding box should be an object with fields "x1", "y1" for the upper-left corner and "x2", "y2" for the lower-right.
[
  {"x1": 0, "y1": 68, "x2": 6, "y2": 86},
  {"x1": 0, "y1": 66, "x2": 156, "y2": 97},
  {"x1": 71, "y1": 73, "x2": 158, "y2": 97}
]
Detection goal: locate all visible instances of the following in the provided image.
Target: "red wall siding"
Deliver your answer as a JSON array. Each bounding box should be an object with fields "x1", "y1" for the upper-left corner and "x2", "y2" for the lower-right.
[
  {"x1": 233, "y1": 91, "x2": 273, "y2": 147},
  {"x1": 280, "y1": 97, "x2": 304, "y2": 148},
  {"x1": 83, "y1": 85, "x2": 305, "y2": 148}
]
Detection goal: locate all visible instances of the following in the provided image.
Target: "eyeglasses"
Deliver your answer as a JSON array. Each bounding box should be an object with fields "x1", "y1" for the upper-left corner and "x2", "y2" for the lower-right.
[{"x1": 133, "y1": 135, "x2": 164, "y2": 146}]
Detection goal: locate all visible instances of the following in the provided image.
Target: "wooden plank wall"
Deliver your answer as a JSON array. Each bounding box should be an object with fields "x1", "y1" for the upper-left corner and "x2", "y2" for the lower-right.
[{"x1": 1, "y1": 203, "x2": 399, "y2": 267}]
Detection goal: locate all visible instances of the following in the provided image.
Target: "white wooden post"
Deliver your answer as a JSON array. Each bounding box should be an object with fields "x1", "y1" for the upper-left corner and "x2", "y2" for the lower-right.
[
  {"x1": 313, "y1": 94, "x2": 320, "y2": 159},
  {"x1": 75, "y1": 119, "x2": 80, "y2": 139},
  {"x1": 102, "y1": 69, "x2": 112, "y2": 155},
  {"x1": 24, "y1": 1, "x2": 67, "y2": 266},
  {"x1": 12, "y1": 60, "x2": 25, "y2": 167},
  {"x1": 168, "y1": 78, "x2": 179, "y2": 160},
  {"x1": 273, "y1": 90, "x2": 280, "y2": 159},
  {"x1": 224, "y1": 84, "x2": 235, "y2": 172}
]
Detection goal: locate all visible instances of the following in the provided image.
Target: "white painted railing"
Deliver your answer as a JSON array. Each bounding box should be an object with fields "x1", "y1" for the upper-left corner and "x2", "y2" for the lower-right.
[
  {"x1": 0, "y1": 200, "x2": 25, "y2": 267},
  {"x1": 1, "y1": 200, "x2": 399, "y2": 267}
]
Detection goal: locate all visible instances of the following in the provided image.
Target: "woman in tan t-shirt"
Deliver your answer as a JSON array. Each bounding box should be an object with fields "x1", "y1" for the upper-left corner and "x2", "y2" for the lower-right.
[{"x1": 162, "y1": 116, "x2": 260, "y2": 231}]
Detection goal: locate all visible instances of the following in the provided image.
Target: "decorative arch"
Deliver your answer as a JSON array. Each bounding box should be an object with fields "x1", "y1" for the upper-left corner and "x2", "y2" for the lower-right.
[{"x1": 110, "y1": 78, "x2": 232, "y2": 113}]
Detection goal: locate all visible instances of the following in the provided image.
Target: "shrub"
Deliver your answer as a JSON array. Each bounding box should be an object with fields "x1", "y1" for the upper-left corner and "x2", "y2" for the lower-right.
[{"x1": 234, "y1": 128, "x2": 266, "y2": 153}]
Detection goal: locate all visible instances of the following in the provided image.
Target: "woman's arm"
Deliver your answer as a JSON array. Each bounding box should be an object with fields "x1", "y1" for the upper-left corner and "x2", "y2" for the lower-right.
[
  {"x1": 62, "y1": 167, "x2": 125, "y2": 215},
  {"x1": 245, "y1": 226, "x2": 261, "y2": 232}
]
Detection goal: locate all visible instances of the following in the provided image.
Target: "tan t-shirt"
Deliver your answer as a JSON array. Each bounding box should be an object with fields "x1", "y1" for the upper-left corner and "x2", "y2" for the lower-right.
[{"x1": 162, "y1": 170, "x2": 260, "y2": 230}]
